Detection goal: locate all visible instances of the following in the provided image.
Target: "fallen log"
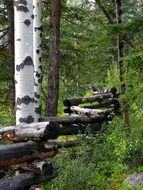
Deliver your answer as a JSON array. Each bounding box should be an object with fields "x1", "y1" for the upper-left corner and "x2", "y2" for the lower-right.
[
  {"x1": 60, "y1": 123, "x2": 101, "y2": 135},
  {"x1": 0, "y1": 122, "x2": 59, "y2": 142},
  {"x1": 64, "y1": 99, "x2": 120, "y2": 114},
  {"x1": 0, "y1": 123, "x2": 102, "y2": 142},
  {"x1": 93, "y1": 87, "x2": 118, "y2": 97},
  {"x1": 0, "y1": 115, "x2": 112, "y2": 142},
  {"x1": 0, "y1": 162, "x2": 58, "y2": 190},
  {"x1": 0, "y1": 141, "x2": 58, "y2": 169},
  {"x1": 70, "y1": 106, "x2": 112, "y2": 116},
  {"x1": 63, "y1": 93, "x2": 114, "y2": 107},
  {"x1": 42, "y1": 115, "x2": 112, "y2": 124}
]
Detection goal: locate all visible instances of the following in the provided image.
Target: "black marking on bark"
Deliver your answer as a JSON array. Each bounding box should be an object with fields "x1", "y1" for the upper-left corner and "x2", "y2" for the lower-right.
[
  {"x1": 34, "y1": 92, "x2": 40, "y2": 99},
  {"x1": 36, "y1": 49, "x2": 40, "y2": 54},
  {"x1": 16, "y1": 95, "x2": 35, "y2": 105},
  {"x1": 15, "y1": 0, "x2": 29, "y2": 13},
  {"x1": 24, "y1": 19, "x2": 31, "y2": 26},
  {"x1": 31, "y1": 14, "x2": 34, "y2": 19},
  {"x1": 33, "y1": 5, "x2": 35, "y2": 9},
  {"x1": 40, "y1": 32, "x2": 42, "y2": 38},
  {"x1": 39, "y1": 43, "x2": 42, "y2": 48},
  {"x1": 16, "y1": 56, "x2": 34, "y2": 71},
  {"x1": 35, "y1": 71, "x2": 41, "y2": 78},
  {"x1": 34, "y1": 82, "x2": 38, "y2": 86},
  {"x1": 16, "y1": 38, "x2": 21, "y2": 41},
  {"x1": 38, "y1": 65, "x2": 42, "y2": 72},
  {"x1": 35, "y1": 106, "x2": 41, "y2": 114},
  {"x1": 19, "y1": 115, "x2": 34, "y2": 123},
  {"x1": 39, "y1": 57, "x2": 41, "y2": 62},
  {"x1": 38, "y1": 78, "x2": 42, "y2": 83},
  {"x1": 34, "y1": 25, "x2": 43, "y2": 32},
  {"x1": 15, "y1": 80, "x2": 18, "y2": 84}
]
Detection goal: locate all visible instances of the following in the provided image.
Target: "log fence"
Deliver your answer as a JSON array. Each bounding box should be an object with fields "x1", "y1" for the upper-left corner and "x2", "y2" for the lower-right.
[{"x1": 0, "y1": 87, "x2": 120, "y2": 189}]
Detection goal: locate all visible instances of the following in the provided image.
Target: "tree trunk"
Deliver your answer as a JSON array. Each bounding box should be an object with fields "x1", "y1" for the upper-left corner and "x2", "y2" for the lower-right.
[
  {"x1": 115, "y1": 0, "x2": 124, "y2": 83},
  {"x1": 115, "y1": 0, "x2": 129, "y2": 127},
  {"x1": 14, "y1": 0, "x2": 35, "y2": 124},
  {"x1": 7, "y1": 0, "x2": 15, "y2": 111},
  {"x1": 46, "y1": 0, "x2": 61, "y2": 116},
  {"x1": 33, "y1": 0, "x2": 42, "y2": 122}
]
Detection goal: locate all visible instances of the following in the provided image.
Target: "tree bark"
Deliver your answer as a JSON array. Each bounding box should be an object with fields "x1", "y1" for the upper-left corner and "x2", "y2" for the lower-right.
[
  {"x1": 70, "y1": 106, "x2": 109, "y2": 116},
  {"x1": 0, "y1": 141, "x2": 58, "y2": 169},
  {"x1": 0, "y1": 117, "x2": 110, "y2": 142},
  {"x1": 0, "y1": 165, "x2": 58, "y2": 190},
  {"x1": 42, "y1": 115, "x2": 113, "y2": 124},
  {"x1": 46, "y1": 0, "x2": 61, "y2": 116},
  {"x1": 14, "y1": 0, "x2": 35, "y2": 124},
  {"x1": 63, "y1": 93, "x2": 114, "y2": 107},
  {"x1": 0, "y1": 122, "x2": 59, "y2": 142},
  {"x1": 115, "y1": 1, "x2": 129, "y2": 127},
  {"x1": 33, "y1": 0, "x2": 42, "y2": 121},
  {"x1": 115, "y1": 0, "x2": 124, "y2": 83},
  {"x1": 64, "y1": 99, "x2": 120, "y2": 114},
  {"x1": 6, "y1": 0, "x2": 15, "y2": 111}
]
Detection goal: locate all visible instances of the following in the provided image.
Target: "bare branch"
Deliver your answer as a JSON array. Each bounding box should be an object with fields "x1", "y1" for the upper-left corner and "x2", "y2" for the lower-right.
[{"x1": 0, "y1": 31, "x2": 8, "y2": 40}]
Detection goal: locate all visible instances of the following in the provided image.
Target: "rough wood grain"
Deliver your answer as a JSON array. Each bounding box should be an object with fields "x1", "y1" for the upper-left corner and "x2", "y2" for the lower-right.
[
  {"x1": 0, "y1": 141, "x2": 58, "y2": 169},
  {"x1": 63, "y1": 93, "x2": 114, "y2": 107},
  {"x1": 0, "y1": 166, "x2": 58, "y2": 190}
]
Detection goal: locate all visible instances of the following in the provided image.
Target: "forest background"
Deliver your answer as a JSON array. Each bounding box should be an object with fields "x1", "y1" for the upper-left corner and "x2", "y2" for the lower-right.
[{"x1": 0, "y1": 0, "x2": 143, "y2": 189}]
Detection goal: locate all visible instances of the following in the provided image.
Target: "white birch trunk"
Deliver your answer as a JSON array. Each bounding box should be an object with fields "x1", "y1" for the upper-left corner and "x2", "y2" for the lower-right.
[
  {"x1": 33, "y1": 0, "x2": 42, "y2": 122},
  {"x1": 14, "y1": 0, "x2": 35, "y2": 124}
]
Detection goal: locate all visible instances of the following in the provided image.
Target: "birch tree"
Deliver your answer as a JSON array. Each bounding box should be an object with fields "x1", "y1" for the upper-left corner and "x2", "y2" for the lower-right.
[
  {"x1": 14, "y1": 0, "x2": 35, "y2": 124},
  {"x1": 33, "y1": 0, "x2": 42, "y2": 121}
]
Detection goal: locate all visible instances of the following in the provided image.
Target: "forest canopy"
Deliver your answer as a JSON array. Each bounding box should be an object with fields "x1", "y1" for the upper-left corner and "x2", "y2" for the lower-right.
[{"x1": 0, "y1": 0, "x2": 143, "y2": 189}]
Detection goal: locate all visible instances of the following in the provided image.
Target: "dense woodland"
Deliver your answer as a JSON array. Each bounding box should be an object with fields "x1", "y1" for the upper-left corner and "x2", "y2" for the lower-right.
[{"x1": 0, "y1": 0, "x2": 143, "y2": 189}]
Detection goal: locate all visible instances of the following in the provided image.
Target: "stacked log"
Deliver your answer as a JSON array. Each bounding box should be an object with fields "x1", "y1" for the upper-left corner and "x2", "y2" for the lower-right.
[
  {"x1": 0, "y1": 161, "x2": 58, "y2": 190},
  {"x1": 0, "y1": 87, "x2": 120, "y2": 189}
]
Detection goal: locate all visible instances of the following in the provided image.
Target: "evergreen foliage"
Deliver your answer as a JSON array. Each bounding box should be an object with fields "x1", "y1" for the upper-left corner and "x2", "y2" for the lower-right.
[{"x1": 0, "y1": 0, "x2": 143, "y2": 189}]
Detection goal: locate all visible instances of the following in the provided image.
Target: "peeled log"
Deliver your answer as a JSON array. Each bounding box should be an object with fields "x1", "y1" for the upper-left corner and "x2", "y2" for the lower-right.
[
  {"x1": 63, "y1": 93, "x2": 113, "y2": 107},
  {"x1": 0, "y1": 141, "x2": 58, "y2": 169},
  {"x1": 0, "y1": 115, "x2": 112, "y2": 142},
  {"x1": 0, "y1": 122, "x2": 59, "y2": 142},
  {"x1": 0, "y1": 166, "x2": 58, "y2": 190},
  {"x1": 64, "y1": 100, "x2": 120, "y2": 114},
  {"x1": 70, "y1": 106, "x2": 110, "y2": 116}
]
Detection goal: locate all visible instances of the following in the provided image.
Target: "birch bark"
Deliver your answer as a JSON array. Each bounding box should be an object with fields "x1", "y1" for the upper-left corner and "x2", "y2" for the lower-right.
[
  {"x1": 33, "y1": 0, "x2": 42, "y2": 121},
  {"x1": 14, "y1": 0, "x2": 35, "y2": 124}
]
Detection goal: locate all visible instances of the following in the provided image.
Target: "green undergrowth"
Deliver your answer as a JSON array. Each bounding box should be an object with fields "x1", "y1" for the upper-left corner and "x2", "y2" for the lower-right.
[
  {"x1": 0, "y1": 106, "x2": 15, "y2": 127},
  {"x1": 44, "y1": 113, "x2": 143, "y2": 190}
]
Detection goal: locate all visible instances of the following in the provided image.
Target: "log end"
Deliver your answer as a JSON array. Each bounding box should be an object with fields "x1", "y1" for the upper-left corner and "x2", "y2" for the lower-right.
[
  {"x1": 63, "y1": 99, "x2": 71, "y2": 107},
  {"x1": 44, "y1": 122, "x2": 60, "y2": 140}
]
